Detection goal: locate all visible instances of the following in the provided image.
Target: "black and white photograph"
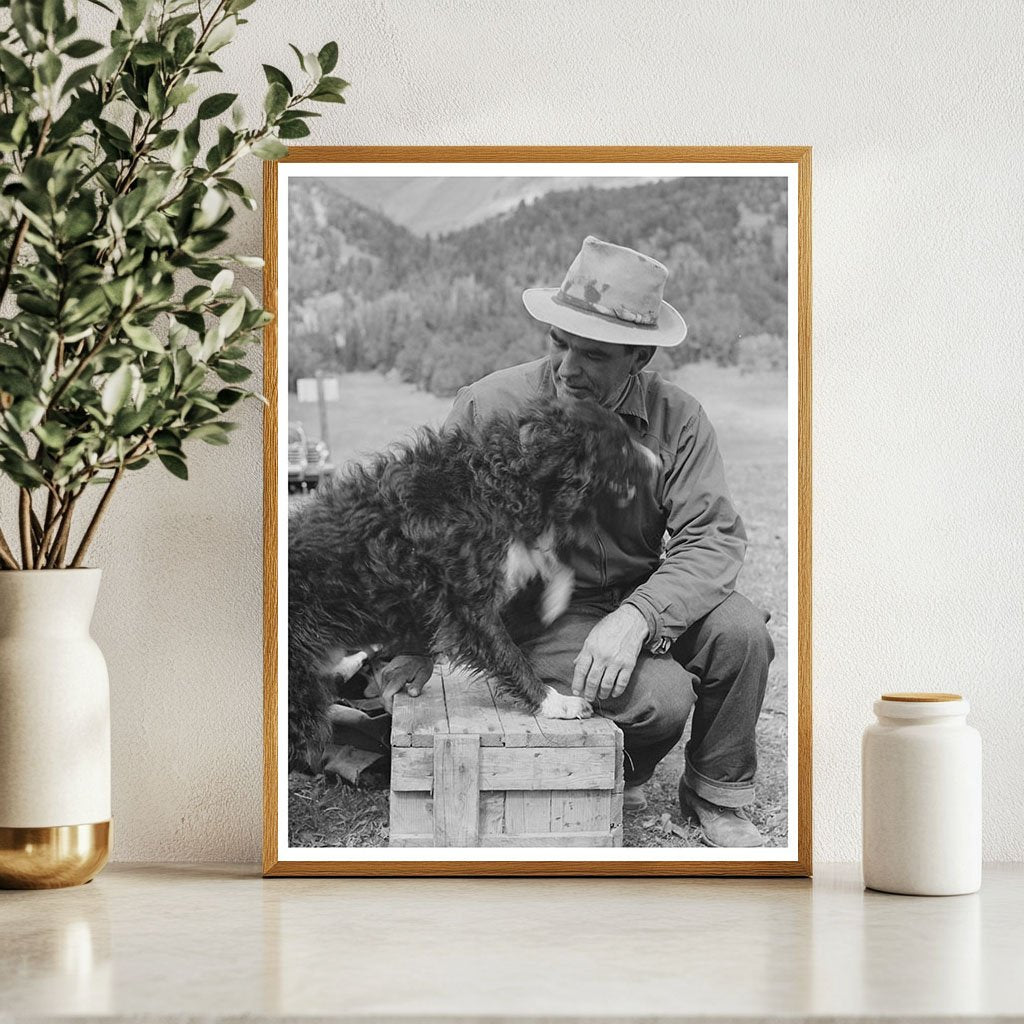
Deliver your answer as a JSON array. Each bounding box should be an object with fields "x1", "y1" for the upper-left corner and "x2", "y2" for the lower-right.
[{"x1": 265, "y1": 150, "x2": 810, "y2": 874}]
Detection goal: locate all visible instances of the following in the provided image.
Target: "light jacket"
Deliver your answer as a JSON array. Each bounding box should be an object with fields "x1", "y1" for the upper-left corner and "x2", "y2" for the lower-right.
[{"x1": 444, "y1": 357, "x2": 747, "y2": 652}]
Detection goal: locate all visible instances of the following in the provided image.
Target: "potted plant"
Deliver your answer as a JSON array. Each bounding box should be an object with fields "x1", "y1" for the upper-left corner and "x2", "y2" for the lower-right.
[{"x1": 0, "y1": 0, "x2": 345, "y2": 887}]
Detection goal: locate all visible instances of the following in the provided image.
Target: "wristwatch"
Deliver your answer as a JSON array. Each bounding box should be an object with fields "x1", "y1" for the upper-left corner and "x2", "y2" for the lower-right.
[{"x1": 647, "y1": 635, "x2": 673, "y2": 656}]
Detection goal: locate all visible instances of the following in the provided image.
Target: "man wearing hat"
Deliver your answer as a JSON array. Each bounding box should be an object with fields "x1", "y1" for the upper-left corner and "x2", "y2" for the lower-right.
[{"x1": 444, "y1": 236, "x2": 774, "y2": 848}]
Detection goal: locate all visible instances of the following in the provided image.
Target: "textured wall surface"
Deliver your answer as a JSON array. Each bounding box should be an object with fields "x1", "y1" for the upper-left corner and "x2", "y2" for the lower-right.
[{"x1": 62, "y1": 1, "x2": 1024, "y2": 862}]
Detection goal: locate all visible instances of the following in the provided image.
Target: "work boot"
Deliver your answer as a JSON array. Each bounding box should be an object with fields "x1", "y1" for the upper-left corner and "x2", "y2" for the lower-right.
[
  {"x1": 679, "y1": 781, "x2": 764, "y2": 848},
  {"x1": 622, "y1": 785, "x2": 648, "y2": 813}
]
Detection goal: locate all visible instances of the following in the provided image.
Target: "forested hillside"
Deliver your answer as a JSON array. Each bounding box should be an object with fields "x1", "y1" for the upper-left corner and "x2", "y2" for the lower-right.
[{"x1": 286, "y1": 177, "x2": 788, "y2": 395}]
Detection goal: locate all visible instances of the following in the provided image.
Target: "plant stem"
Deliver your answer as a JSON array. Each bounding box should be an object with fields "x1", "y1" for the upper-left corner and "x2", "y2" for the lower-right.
[
  {"x1": 36, "y1": 486, "x2": 65, "y2": 565},
  {"x1": 18, "y1": 489, "x2": 34, "y2": 569},
  {"x1": 70, "y1": 465, "x2": 124, "y2": 568},
  {"x1": 29, "y1": 506, "x2": 43, "y2": 546},
  {"x1": 0, "y1": 527, "x2": 19, "y2": 570},
  {"x1": 45, "y1": 491, "x2": 79, "y2": 569}
]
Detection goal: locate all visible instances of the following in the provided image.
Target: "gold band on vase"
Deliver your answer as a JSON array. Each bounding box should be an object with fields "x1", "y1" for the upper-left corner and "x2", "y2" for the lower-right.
[{"x1": 0, "y1": 821, "x2": 111, "y2": 889}]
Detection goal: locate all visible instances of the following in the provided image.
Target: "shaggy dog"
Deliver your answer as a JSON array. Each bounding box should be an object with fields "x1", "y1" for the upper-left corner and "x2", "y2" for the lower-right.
[{"x1": 287, "y1": 397, "x2": 657, "y2": 770}]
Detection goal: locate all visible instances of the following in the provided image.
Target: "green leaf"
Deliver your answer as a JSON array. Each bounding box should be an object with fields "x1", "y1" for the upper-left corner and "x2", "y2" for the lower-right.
[
  {"x1": 38, "y1": 51, "x2": 63, "y2": 86},
  {"x1": 251, "y1": 137, "x2": 287, "y2": 160},
  {"x1": 173, "y1": 26, "x2": 196, "y2": 65},
  {"x1": 34, "y1": 420, "x2": 70, "y2": 449},
  {"x1": 96, "y1": 43, "x2": 127, "y2": 81},
  {"x1": 0, "y1": 455, "x2": 46, "y2": 487},
  {"x1": 217, "y1": 296, "x2": 246, "y2": 340},
  {"x1": 63, "y1": 38, "x2": 104, "y2": 58},
  {"x1": 198, "y1": 91, "x2": 237, "y2": 119},
  {"x1": 262, "y1": 64, "x2": 292, "y2": 95},
  {"x1": 147, "y1": 74, "x2": 166, "y2": 118},
  {"x1": 42, "y1": 0, "x2": 66, "y2": 33},
  {"x1": 215, "y1": 388, "x2": 246, "y2": 407},
  {"x1": 158, "y1": 452, "x2": 188, "y2": 479},
  {"x1": 203, "y1": 16, "x2": 236, "y2": 53},
  {"x1": 166, "y1": 82, "x2": 199, "y2": 107},
  {"x1": 210, "y1": 269, "x2": 234, "y2": 294},
  {"x1": 9, "y1": 399, "x2": 45, "y2": 432},
  {"x1": 189, "y1": 422, "x2": 230, "y2": 445},
  {"x1": 319, "y1": 75, "x2": 349, "y2": 93},
  {"x1": 123, "y1": 321, "x2": 164, "y2": 353},
  {"x1": 264, "y1": 81, "x2": 289, "y2": 118},
  {"x1": 214, "y1": 362, "x2": 251, "y2": 383},
  {"x1": 10, "y1": 1, "x2": 44, "y2": 52},
  {"x1": 101, "y1": 364, "x2": 133, "y2": 415},
  {"x1": 277, "y1": 120, "x2": 310, "y2": 140},
  {"x1": 132, "y1": 42, "x2": 169, "y2": 66},
  {"x1": 0, "y1": 50, "x2": 33, "y2": 86},
  {"x1": 149, "y1": 128, "x2": 177, "y2": 149},
  {"x1": 317, "y1": 41, "x2": 339, "y2": 75},
  {"x1": 309, "y1": 88, "x2": 346, "y2": 104},
  {"x1": 121, "y1": 0, "x2": 153, "y2": 33},
  {"x1": 60, "y1": 62, "x2": 98, "y2": 96},
  {"x1": 110, "y1": 405, "x2": 147, "y2": 435}
]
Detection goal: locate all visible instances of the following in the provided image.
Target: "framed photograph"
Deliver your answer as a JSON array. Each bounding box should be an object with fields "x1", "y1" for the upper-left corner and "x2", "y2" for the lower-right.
[{"x1": 262, "y1": 147, "x2": 811, "y2": 876}]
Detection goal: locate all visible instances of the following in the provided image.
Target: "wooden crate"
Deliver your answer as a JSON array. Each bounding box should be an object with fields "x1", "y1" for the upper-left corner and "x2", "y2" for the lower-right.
[{"x1": 389, "y1": 664, "x2": 624, "y2": 847}]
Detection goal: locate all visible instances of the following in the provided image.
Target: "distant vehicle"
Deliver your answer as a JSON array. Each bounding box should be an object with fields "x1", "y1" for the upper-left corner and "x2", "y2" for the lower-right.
[
  {"x1": 288, "y1": 422, "x2": 333, "y2": 493},
  {"x1": 287, "y1": 423, "x2": 308, "y2": 493},
  {"x1": 303, "y1": 437, "x2": 332, "y2": 490}
]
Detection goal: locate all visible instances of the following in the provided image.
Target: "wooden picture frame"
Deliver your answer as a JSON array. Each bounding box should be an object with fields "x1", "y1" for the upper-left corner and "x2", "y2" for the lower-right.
[{"x1": 262, "y1": 147, "x2": 812, "y2": 877}]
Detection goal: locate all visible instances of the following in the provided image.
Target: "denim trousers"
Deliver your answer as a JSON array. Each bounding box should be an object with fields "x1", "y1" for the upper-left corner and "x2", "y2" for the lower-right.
[{"x1": 505, "y1": 589, "x2": 774, "y2": 808}]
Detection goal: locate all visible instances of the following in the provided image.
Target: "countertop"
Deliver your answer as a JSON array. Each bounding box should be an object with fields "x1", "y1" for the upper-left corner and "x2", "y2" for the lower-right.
[{"x1": 2, "y1": 862, "x2": 1022, "y2": 1022}]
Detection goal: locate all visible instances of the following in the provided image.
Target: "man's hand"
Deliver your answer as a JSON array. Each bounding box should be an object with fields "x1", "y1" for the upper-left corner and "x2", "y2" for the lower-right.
[
  {"x1": 571, "y1": 605, "x2": 649, "y2": 701},
  {"x1": 376, "y1": 655, "x2": 434, "y2": 713}
]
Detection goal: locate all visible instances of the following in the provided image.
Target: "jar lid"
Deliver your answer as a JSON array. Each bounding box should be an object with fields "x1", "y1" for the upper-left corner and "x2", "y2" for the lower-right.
[
  {"x1": 881, "y1": 692, "x2": 962, "y2": 702},
  {"x1": 874, "y1": 694, "x2": 969, "y2": 720}
]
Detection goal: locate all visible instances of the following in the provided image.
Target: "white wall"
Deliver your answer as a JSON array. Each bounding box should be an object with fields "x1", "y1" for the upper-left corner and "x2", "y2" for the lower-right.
[{"x1": 69, "y1": 0, "x2": 1024, "y2": 862}]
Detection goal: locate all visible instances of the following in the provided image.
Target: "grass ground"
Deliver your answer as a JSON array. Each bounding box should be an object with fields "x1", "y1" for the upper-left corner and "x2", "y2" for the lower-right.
[{"x1": 288, "y1": 363, "x2": 790, "y2": 849}]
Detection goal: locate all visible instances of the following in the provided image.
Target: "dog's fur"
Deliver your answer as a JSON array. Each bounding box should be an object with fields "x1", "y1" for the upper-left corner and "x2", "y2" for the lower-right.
[{"x1": 287, "y1": 397, "x2": 657, "y2": 770}]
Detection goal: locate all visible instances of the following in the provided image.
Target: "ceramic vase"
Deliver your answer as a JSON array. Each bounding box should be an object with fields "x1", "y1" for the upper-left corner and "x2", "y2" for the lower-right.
[
  {"x1": 0, "y1": 569, "x2": 111, "y2": 888},
  {"x1": 862, "y1": 692, "x2": 981, "y2": 896}
]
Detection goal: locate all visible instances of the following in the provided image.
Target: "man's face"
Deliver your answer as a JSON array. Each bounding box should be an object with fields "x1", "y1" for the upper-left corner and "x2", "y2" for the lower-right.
[{"x1": 547, "y1": 327, "x2": 648, "y2": 408}]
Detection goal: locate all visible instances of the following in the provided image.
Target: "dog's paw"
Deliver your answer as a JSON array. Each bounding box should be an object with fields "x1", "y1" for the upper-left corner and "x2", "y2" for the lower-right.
[{"x1": 538, "y1": 687, "x2": 593, "y2": 720}]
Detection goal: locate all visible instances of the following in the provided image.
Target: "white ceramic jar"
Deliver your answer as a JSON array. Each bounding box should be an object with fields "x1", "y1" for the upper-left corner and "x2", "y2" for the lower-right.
[{"x1": 862, "y1": 692, "x2": 981, "y2": 896}]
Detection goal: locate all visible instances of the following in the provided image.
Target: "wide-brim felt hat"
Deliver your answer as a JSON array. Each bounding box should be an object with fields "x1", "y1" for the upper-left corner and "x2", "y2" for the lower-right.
[{"x1": 522, "y1": 235, "x2": 687, "y2": 347}]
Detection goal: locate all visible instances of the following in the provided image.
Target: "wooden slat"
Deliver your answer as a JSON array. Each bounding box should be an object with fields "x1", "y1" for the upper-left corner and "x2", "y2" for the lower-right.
[
  {"x1": 388, "y1": 832, "x2": 618, "y2": 848},
  {"x1": 482, "y1": 832, "x2": 617, "y2": 848},
  {"x1": 388, "y1": 791, "x2": 432, "y2": 843},
  {"x1": 486, "y1": 678, "x2": 618, "y2": 747},
  {"x1": 549, "y1": 790, "x2": 610, "y2": 834},
  {"x1": 487, "y1": 690, "x2": 545, "y2": 747},
  {"x1": 533, "y1": 712, "x2": 618, "y2": 748},
  {"x1": 432, "y1": 735, "x2": 480, "y2": 846},
  {"x1": 442, "y1": 667, "x2": 505, "y2": 746},
  {"x1": 389, "y1": 688, "x2": 415, "y2": 747},
  {"x1": 391, "y1": 747, "x2": 616, "y2": 792},
  {"x1": 391, "y1": 748, "x2": 432, "y2": 791},
  {"x1": 482, "y1": 748, "x2": 615, "y2": 791},
  {"x1": 611, "y1": 729, "x2": 624, "y2": 835},
  {"x1": 408, "y1": 672, "x2": 448, "y2": 747},
  {"x1": 505, "y1": 790, "x2": 550, "y2": 835},
  {"x1": 480, "y1": 791, "x2": 505, "y2": 836}
]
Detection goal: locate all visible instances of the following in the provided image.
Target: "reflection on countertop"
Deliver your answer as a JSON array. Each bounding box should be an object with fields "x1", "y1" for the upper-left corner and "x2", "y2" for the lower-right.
[{"x1": 1, "y1": 863, "x2": 1021, "y2": 1020}]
